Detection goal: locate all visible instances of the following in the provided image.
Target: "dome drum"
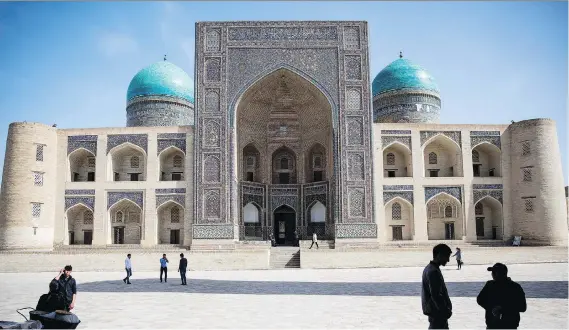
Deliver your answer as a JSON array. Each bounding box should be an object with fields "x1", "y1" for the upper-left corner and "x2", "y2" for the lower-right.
[{"x1": 126, "y1": 95, "x2": 194, "y2": 127}]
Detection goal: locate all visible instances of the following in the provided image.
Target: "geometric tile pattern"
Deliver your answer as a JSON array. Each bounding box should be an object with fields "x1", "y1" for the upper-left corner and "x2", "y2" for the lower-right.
[
  {"x1": 193, "y1": 225, "x2": 234, "y2": 239},
  {"x1": 420, "y1": 131, "x2": 461, "y2": 147},
  {"x1": 107, "y1": 191, "x2": 144, "y2": 210},
  {"x1": 157, "y1": 133, "x2": 187, "y2": 155},
  {"x1": 65, "y1": 196, "x2": 95, "y2": 212},
  {"x1": 381, "y1": 130, "x2": 412, "y2": 135},
  {"x1": 65, "y1": 190, "x2": 96, "y2": 196},
  {"x1": 67, "y1": 135, "x2": 98, "y2": 155},
  {"x1": 424, "y1": 186, "x2": 462, "y2": 204},
  {"x1": 107, "y1": 134, "x2": 148, "y2": 154},
  {"x1": 335, "y1": 223, "x2": 377, "y2": 238}
]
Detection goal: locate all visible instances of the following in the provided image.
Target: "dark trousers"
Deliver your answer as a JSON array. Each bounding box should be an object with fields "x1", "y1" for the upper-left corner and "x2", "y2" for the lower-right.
[
  {"x1": 457, "y1": 259, "x2": 462, "y2": 269},
  {"x1": 180, "y1": 269, "x2": 187, "y2": 285},
  {"x1": 160, "y1": 267, "x2": 168, "y2": 282},
  {"x1": 428, "y1": 316, "x2": 449, "y2": 329},
  {"x1": 309, "y1": 241, "x2": 319, "y2": 249},
  {"x1": 124, "y1": 268, "x2": 132, "y2": 283}
]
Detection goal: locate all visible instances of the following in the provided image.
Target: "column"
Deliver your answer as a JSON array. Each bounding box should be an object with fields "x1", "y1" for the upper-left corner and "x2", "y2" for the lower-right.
[
  {"x1": 142, "y1": 133, "x2": 157, "y2": 247},
  {"x1": 93, "y1": 135, "x2": 108, "y2": 245},
  {"x1": 411, "y1": 131, "x2": 428, "y2": 240},
  {"x1": 461, "y1": 129, "x2": 476, "y2": 241}
]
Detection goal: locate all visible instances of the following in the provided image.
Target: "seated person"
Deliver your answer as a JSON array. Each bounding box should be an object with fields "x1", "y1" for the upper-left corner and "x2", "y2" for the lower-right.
[{"x1": 36, "y1": 282, "x2": 67, "y2": 312}]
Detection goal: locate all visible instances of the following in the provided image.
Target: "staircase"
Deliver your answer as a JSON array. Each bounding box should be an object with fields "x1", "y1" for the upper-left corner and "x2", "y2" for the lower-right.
[{"x1": 270, "y1": 247, "x2": 300, "y2": 269}]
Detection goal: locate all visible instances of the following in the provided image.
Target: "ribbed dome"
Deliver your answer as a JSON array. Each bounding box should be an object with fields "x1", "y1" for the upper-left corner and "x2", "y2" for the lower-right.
[
  {"x1": 372, "y1": 58, "x2": 439, "y2": 96},
  {"x1": 127, "y1": 61, "x2": 194, "y2": 103}
]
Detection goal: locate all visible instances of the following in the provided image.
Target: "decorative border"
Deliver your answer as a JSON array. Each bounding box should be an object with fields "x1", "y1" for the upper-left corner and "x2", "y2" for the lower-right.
[
  {"x1": 383, "y1": 185, "x2": 413, "y2": 191},
  {"x1": 381, "y1": 136, "x2": 411, "y2": 150},
  {"x1": 157, "y1": 133, "x2": 187, "y2": 139},
  {"x1": 156, "y1": 194, "x2": 186, "y2": 209},
  {"x1": 473, "y1": 189, "x2": 503, "y2": 205},
  {"x1": 470, "y1": 131, "x2": 500, "y2": 136},
  {"x1": 383, "y1": 191, "x2": 414, "y2": 205},
  {"x1": 65, "y1": 196, "x2": 95, "y2": 211},
  {"x1": 473, "y1": 184, "x2": 503, "y2": 190},
  {"x1": 107, "y1": 191, "x2": 144, "y2": 210},
  {"x1": 420, "y1": 131, "x2": 461, "y2": 147},
  {"x1": 156, "y1": 188, "x2": 186, "y2": 194},
  {"x1": 470, "y1": 136, "x2": 501, "y2": 149},
  {"x1": 335, "y1": 224, "x2": 377, "y2": 238},
  {"x1": 424, "y1": 186, "x2": 462, "y2": 203},
  {"x1": 157, "y1": 133, "x2": 187, "y2": 155},
  {"x1": 193, "y1": 225, "x2": 234, "y2": 239},
  {"x1": 65, "y1": 189, "x2": 95, "y2": 196},
  {"x1": 381, "y1": 130, "x2": 411, "y2": 135},
  {"x1": 107, "y1": 134, "x2": 148, "y2": 154},
  {"x1": 67, "y1": 135, "x2": 98, "y2": 156}
]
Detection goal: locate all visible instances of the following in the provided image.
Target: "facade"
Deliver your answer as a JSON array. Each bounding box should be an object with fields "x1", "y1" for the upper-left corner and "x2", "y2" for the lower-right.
[{"x1": 0, "y1": 21, "x2": 566, "y2": 252}]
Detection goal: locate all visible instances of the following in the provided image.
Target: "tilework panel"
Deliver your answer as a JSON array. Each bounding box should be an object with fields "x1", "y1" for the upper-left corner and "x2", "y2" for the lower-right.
[
  {"x1": 157, "y1": 139, "x2": 187, "y2": 155},
  {"x1": 157, "y1": 133, "x2": 187, "y2": 139},
  {"x1": 473, "y1": 184, "x2": 503, "y2": 190},
  {"x1": 107, "y1": 134, "x2": 148, "y2": 154},
  {"x1": 383, "y1": 185, "x2": 413, "y2": 191},
  {"x1": 381, "y1": 136, "x2": 411, "y2": 150},
  {"x1": 65, "y1": 190, "x2": 95, "y2": 196},
  {"x1": 335, "y1": 224, "x2": 377, "y2": 238},
  {"x1": 424, "y1": 186, "x2": 462, "y2": 204},
  {"x1": 345, "y1": 55, "x2": 362, "y2": 81},
  {"x1": 227, "y1": 26, "x2": 338, "y2": 41},
  {"x1": 156, "y1": 194, "x2": 186, "y2": 209},
  {"x1": 383, "y1": 191, "x2": 414, "y2": 205},
  {"x1": 474, "y1": 190, "x2": 503, "y2": 205},
  {"x1": 107, "y1": 191, "x2": 144, "y2": 210},
  {"x1": 471, "y1": 136, "x2": 501, "y2": 149},
  {"x1": 193, "y1": 225, "x2": 234, "y2": 239},
  {"x1": 67, "y1": 135, "x2": 98, "y2": 155},
  {"x1": 381, "y1": 130, "x2": 411, "y2": 135},
  {"x1": 126, "y1": 98, "x2": 194, "y2": 127},
  {"x1": 65, "y1": 196, "x2": 95, "y2": 211},
  {"x1": 420, "y1": 131, "x2": 462, "y2": 147},
  {"x1": 156, "y1": 188, "x2": 186, "y2": 194},
  {"x1": 373, "y1": 91, "x2": 441, "y2": 124},
  {"x1": 470, "y1": 131, "x2": 500, "y2": 136}
]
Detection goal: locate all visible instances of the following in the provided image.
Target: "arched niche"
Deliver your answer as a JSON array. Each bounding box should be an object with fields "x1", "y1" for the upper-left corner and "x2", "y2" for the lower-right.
[
  {"x1": 474, "y1": 196, "x2": 503, "y2": 240},
  {"x1": 65, "y1": 204, "x2": 94, "y2": 245},
  {"x1": 306, "y1": 144, "x2": 327, "y2": 183},
  {"x1": 383, "y1": 142, "x2": 412, "y2": 178},
  {"x1": 384, "y1": 197, "x2": 414, "y2": 240},
  {"x1": 472, "y1": 143, "x2": 501, "y2": 177},
  {"x1": 423, "y1": 135, "x2": 463, "y2": 177},
  {"x1": 426, "y1": 193, "x2": 463, "y2": 240},
  {"x1": 68, "y1": 149, "x2": 96, "y2": 182},
  {"x1": 108, "y1": 199, "x2": 143, "y2": 244},
  {"x1": 272, "y1": 146, "x2": 297, "y2": 184},
  {"x1": 242, "y1": 144, "x2": 261, "y2": 182},
  {"x1": 157, "y1": 201, "x2": 184, "y2": 244},
  {"x1": 159, "y1": 146, "x2": 185, "y2": 181},
  {"x1": 108, "y1": 143, "x2": 146, "y2": 182}
]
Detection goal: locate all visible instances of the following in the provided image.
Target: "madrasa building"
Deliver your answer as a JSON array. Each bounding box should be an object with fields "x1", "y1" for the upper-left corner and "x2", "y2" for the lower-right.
[{"x1": 0, "y1": 21, "x2": 567, "y2": 259}]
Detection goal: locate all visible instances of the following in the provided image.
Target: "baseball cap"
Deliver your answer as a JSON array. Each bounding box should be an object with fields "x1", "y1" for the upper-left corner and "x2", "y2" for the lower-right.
[{"x1": 487, "y1": 263, "x2": 508, "y2": 274}]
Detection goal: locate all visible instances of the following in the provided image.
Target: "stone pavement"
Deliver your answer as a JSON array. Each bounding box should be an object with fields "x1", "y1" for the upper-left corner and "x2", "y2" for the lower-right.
[{"x1": 0, "y1": 263, "x2": 567, "y2": 329}]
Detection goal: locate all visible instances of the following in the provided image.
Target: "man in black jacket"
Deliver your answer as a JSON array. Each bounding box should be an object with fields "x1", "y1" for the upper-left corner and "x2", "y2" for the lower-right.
[
  {"x1": 477, "y1": 263, "x2": 527, "y2": 329},
  {"x1": 51, "y1": 265, "x2": 77, "y2": 311},
  {"x1": 422, "y1": 244, "x2": 453, "y2": 329},
  {"x1": 178, "y1": 253, "x2": 188, "y2": 285}
]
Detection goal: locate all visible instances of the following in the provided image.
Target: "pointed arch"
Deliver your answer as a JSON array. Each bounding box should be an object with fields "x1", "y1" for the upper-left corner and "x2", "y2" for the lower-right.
[
  {"x1": 68, "y1": 148, "x2": 96, "y2": 182},
  {"x1": 384, "y1": 196, "x2": 414, "y2": 241},
  {"x1": 471, "y1": 142, "x2": 502, "y2": 177},
  {"x1": 65, "y1": 203, "x2": 94, "y2": 245},
  {"x1": 423, "y1": 134, "x2": 463, "y2": 177},
  {"x1": 426, "y1": 191, "x2": 462, "y2": 205},
  {"x1": 157, "y1": 200, "x2": 184, "y2": 244},
  {"x1": 159, "y1": 146, "x2": 185, "y2": 181},
  {"x1": 382, "y1": 140, "x2": 412, "y2": 153},
  {"x1": 108, "y1": 142, "x2": 147, "y2": 181}
]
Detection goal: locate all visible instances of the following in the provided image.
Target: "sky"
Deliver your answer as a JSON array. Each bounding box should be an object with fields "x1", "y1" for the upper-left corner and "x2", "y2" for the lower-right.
[{"x1": 0, "y1": 1, "x2": 567, "y2": 183}]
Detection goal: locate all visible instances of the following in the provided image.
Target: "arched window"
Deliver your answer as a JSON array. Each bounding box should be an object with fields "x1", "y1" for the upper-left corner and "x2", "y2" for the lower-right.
[
  {"x1": 280, "y1": 157, "x2": 289, "y2": 170},
  {"x1": 171, "y1": 207, "x2": 180, "y2": 223},
  {"x1": 392, "y1": 202, "x2": 402, "y2": 220},
  {"x1": 475, "y1": 202, "x2": 484, "y2": 215},
  {"x1": 428, "y1": 152, "x2": 437, "y2": 164},
  {"x1": 115, "y1": 211, "x2": 124, "y2": 223},
  {"x1": 472, "y1": 150, "x2": 480, "y2": 163},
  {"x1": 444, "y1": 205, "x2": 453, "y2": 218},
  {"x1": 83, "y1": 210, "x2": 93, "y2": 225},
  {"x1": 130, "y1": 156, "x2": 140, "y2": 168},
  {"x1": 386, "y1": 153, "x2": 395, "y2": 166},
  {"x1": 173, "y1": 155, "x2": 183, "y2": 168}
]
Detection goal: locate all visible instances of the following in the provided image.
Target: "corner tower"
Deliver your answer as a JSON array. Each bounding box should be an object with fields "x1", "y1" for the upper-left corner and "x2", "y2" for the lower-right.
[
  {"x1": 126, "y1": 59, "x2": 195, "y2": 127},
  {"x1": 372, "y1": 53, "x2": 441, "y2": 123}
]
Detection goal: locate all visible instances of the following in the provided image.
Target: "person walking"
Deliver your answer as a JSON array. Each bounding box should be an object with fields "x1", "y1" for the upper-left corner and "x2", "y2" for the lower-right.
[
  {"x1": 159, "y1": 254, "x2": 169, "y2": 283},
  {"x1": 422, "y1": 244, "x2": 453, "y2": 329},
  {"x1": 51, "y1": 265, "x2": 77, "y2": 312},
  {"x1": 451, "y1": 247, "x2": 462, "y2": 270},
  {"x1": 178, "y1": 253, "x2": 188, "y2": 285},
  {"x1": 309, "y1": 232, "x2": 319, "y2": 249},
  {"x1": 477, "y1": 263, "x2": 527, "y2": 329},
  {"x1": 123, "y1": 253, "x2": 132, "y2": 284}
]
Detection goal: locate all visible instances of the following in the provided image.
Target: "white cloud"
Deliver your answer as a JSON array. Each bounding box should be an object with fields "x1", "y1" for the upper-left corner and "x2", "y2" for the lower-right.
[{"x1": 97, "y1": 31, "x2": 138, "y2": 58}]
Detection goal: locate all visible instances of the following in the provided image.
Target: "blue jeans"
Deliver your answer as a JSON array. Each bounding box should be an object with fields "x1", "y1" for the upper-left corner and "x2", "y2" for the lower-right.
[
  {"x1": 180, "y1": 269, "x2": 187, "y2": 284},
  {"x1": 124, "y1": 268, "x2": 132, "y2": 282}
]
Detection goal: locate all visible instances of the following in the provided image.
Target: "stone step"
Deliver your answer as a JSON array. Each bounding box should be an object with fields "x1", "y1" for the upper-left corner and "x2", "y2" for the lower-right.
[{"x1": 269, "y1": 249, "x2": 300, "y2": 269}]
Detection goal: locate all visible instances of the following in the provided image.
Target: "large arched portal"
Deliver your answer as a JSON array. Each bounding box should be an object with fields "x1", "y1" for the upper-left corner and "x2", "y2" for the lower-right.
[
  {"x1": 235, "y1": 68, "x2": 334, "y2": 242},
  {"x1": 65, "y1": 204, "x2": 94, "y2": 245},
  {"x1": 474, "y1": 197, "x2": 503, "y2": 240}
]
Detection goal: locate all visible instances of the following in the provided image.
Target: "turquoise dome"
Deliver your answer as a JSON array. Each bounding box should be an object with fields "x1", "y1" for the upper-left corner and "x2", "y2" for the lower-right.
[
  {"x1": 372, "y1": 58, "x2": 439, "y2": 96},
  {"x1": 127, "y1": 61, "x2": 194, "y2": 103}
]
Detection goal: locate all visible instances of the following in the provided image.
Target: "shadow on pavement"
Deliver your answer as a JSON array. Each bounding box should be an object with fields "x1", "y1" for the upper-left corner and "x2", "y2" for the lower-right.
[{"x1": 77, "y1": 279, "x2": 568, "y2": 298}]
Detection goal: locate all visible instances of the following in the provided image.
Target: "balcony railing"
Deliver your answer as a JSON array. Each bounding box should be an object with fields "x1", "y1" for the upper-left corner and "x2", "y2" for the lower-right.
[{"x1": 239, "y1": 224, "x2": 332, "y2": 241}]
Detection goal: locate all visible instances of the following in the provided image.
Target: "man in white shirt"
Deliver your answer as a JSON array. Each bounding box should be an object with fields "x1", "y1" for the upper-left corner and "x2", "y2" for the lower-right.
[
  {"x1": 123, "y1": 254, "x2": 132, "y2": 284},
  {"x1": 310, "y1": 232, "x2": 319, "y2": 249}
]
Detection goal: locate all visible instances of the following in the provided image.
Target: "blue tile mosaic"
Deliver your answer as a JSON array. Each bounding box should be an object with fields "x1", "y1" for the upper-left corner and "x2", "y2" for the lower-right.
[
  {"x1": 424, "y1": 186, "x2": 462, "y2": 204},
  {"x1": 156, "y1": 195, "x2": 186, "y2": 209},
  {"x1": 420, "y1": 131, "x2": 461, "y2": 147},
  {"x1": 65, "y1": 190, "x2": 95, "y2": 196},
  {"x1": 474, "y1": 190, "x2": 503, "y2": 205},
  {"x1": 372, "y1": 58, "x2": 439, "y2": 96},
  {"x1": 471, "y1": 136, "x2": 501, "y2": 149},
  {"x1": 383, "y1": 185, "x2": 413, "y2": 191},
  {"x1": 470, "y1": 131, "x2": 501, "y2": 136},
  {"x1": 107, "y1": 134, "x2": 148, "y2": 154},
  {"x1": 156, "y1": 188, "x2": 186, "y2": 194},
  {"x1": 127, "y1": 61, "x2": 194, "y2": 103},
  {"x1": 335, "y1": 224, "x2": 377, "y2": 238},
  {"x1": 383, "y1": 191, "x2": 414, "y2": 205},
  {"x1": 193, "y1": 225, "x2": 234, "y2": 239},
  {"x1": 67, "y1": 135, "x2": 98, "y2": 156},
  {"x1": 107, "y1": 191, "x2": 144, "y2": 210},
  {"x1": 473, "y1": 184, "x2": 503, "y2": 190},
  {"x1": 157, "y1": 133, "x2": 187, "y2": 140},
  {"x1": 381, "y1": 130, "x2": 412, "y2": 135},
  {"x1": 381, "y1": 136, "x2": 411, "y2": 150},
  {"x1": 157, "y1": 139, "x2": 186, "y2": 155},
  {"x1": 65, "y1": 196, "x2": 95, "y2": 211}
]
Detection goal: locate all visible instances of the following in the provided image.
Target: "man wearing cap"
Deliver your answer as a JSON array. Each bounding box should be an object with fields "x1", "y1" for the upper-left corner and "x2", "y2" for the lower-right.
[
  {"x1": 422, "y1": 244, "x2": 453, "y2": 329},
  {"x1": 477, "y1": 263, "x2": 527, "y2": 329}
]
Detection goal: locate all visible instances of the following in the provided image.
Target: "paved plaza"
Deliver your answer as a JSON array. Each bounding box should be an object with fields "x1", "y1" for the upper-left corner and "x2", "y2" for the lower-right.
[{"x1": 0, "y1": 262, "x2": 567, "y2": 329}]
